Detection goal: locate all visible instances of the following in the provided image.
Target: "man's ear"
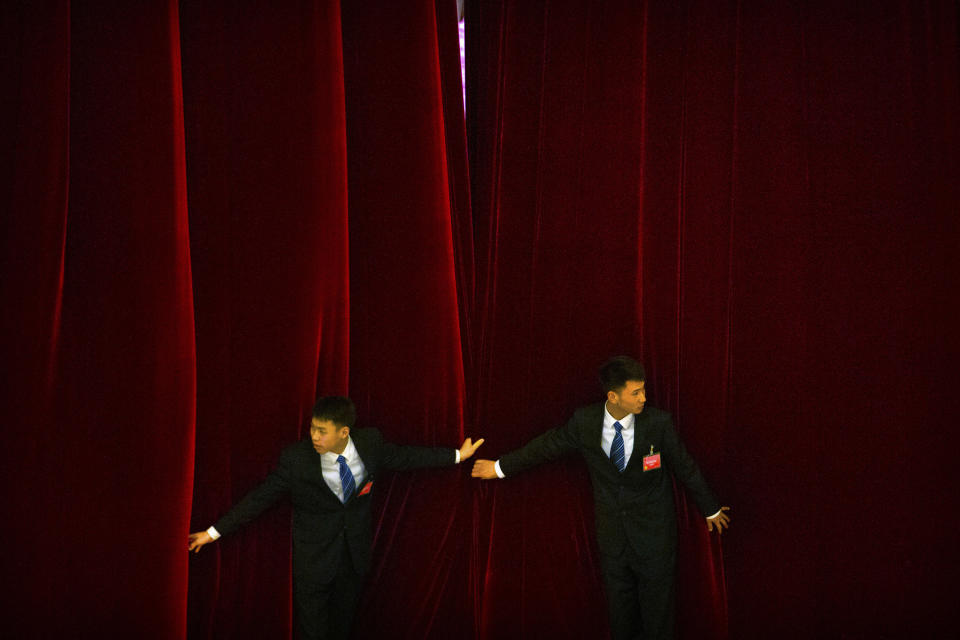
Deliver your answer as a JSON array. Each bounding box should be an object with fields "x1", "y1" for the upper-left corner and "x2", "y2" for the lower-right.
[
  {"x1": 606, "y1": 389, "x2": 618, "y2": 403},
  {"x1": 340, "y1": 425, "x2": 350, "y2": 438}
]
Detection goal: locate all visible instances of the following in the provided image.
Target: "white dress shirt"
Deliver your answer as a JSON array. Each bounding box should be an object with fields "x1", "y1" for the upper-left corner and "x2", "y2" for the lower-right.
[
  {"x1": 601, "y1": 404, "x2": 635, "y2": 467},
  {"x1": 320, "y1": 436, "x2": 367, "y2": 503}
]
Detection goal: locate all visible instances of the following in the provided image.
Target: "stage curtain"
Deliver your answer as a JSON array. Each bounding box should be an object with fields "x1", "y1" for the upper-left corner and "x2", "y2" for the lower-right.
[
  {"x1": 3, "y1": 0, "x2": 958, "y2": 638},
  {"x1": 1, "y1": 1, "x2": 197, "y2": 638},
  {"x1": 1, "y1": 0, "x2": 73, "y2": 634},
  {"x1": 180, "y1": 1, "x2": 350, "y2": 639},
  {"x1": 2, "y1": 0, "x2": 467, "y2": 637},
  {"x1": 466, "y1": 2, "x2": 653, "y2": 638},
  {"x1": 465, "y1": 1, "x2": 958, "y2": 639},
  {"x1": 340, "y1": 0, "x2": 474, "y2": 637}
]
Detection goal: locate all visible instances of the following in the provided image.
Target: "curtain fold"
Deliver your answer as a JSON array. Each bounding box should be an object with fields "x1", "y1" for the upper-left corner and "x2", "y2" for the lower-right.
[
  {"x1": 340, "y1": 1, "x2": 473, "y2": 637},
  {"x1": 2, "y1": 1, "x2": 197, "y2": 637},
  {"x1": 180, "y1": 2, "x2": 350, "y2": 638},
  {"x1": 57, "y1": 0, "x2": 196, "y2": 635},
  {"x1": 465, "y1": 1, "x2": 671, "y2": 638},
  {"x1": 1, "y1": 1, "x2": 71, "y2": 634}
]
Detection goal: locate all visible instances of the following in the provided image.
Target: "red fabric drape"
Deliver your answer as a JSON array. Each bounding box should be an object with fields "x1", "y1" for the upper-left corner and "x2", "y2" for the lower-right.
[
  {"x1": 1, "y1": 1, "x2": 72, "y2": 634},
  {"x1": 466, "y1": 1, "x2": 959, "y2": 638},
  {"x1": 180, "y1": 2, "x2": 350, "y2": 638},
  {"x1": 2, "y1": 1, "x2": 196, "y2": 637},
  {"x1": 3, "y1": 0, "x2": 959, "y2": 638},
  {"x1": 341, "y1": 1, "x2": 472, "y2": 638},
  {"x1": 466, "y1": 2, "x2": 655, "y2": 638}
]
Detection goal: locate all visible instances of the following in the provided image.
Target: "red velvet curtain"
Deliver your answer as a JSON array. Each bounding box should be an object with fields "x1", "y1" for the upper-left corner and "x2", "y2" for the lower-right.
[
  {"x1": 2, "y1": 1, "x2": 196, "y2": 637},
  {"x1": 466, "y1": 1, "x2": 959, "y2": 638},
  {"x1": 3, "y1": 0, "x2": 958, "y2": 638},
  {"x1": 180, "y1": 2, "x2": 351, "y2": 638},
  {"x1": 340, "y1": 0, "x2": 474, "y2": 637},
  {"x1": 2, "y1": 0, "x2": 469, "y2": 638}
]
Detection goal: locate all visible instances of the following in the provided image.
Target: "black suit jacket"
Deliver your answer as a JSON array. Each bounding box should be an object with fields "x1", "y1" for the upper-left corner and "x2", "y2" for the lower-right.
[
  {"x1": 499, "y1": 403, "x2": 719, "y2": 561},
  {"x1": 214, "y1": 427, "x2": 456, "y2": 583}
]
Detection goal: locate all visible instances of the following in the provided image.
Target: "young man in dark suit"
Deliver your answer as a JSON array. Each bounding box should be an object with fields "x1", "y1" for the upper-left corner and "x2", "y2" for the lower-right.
[
  {"x1": 471, "y1": 356, "x2": 730, "y2": 640},
  {"x1": 189, "y1": 396, "x2": 484, "y2": 640}
]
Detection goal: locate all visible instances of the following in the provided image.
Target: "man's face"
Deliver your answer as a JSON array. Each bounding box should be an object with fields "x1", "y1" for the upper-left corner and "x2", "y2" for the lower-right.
[
  {"x1": 607, "y1": 379, "x2": 646, "y2": 416},
  {"x1": 310, "y1": 418, "x2": 349, "y2": 455}
]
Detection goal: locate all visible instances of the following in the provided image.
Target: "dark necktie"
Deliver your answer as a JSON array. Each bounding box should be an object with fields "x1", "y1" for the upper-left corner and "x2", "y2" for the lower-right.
[
  {"x1": 611, "y1": 421, "x2": 625, "y2": 472},
  {"x1": 337, "y1": 454, "x2": 356, "y2": 502}
]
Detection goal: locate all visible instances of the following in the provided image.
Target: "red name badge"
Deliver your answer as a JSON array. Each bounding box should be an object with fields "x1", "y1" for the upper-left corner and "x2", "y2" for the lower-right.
[
  {"x1": 642, "y1": 453, "x2": 661, "y2": 471},
  {"x1": 358, "y1": 481, "x2": 373, "y2": 496}
]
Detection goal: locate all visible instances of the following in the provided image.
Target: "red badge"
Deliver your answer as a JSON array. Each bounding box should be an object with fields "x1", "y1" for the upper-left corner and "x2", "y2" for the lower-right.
[
  {"x1": 642, "y1": 453, "x2": 661, "y2": 471},
  {"x1": 358, "y1": 481, "x2": 373, "y2": 496}
]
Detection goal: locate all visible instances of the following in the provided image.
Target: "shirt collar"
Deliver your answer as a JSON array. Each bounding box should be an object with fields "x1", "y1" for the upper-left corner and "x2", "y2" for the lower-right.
[
  {"x1": 322, "y1": 435, "x2": 357, "y2": 463},
  {"x1": 603, "y1": 404, "x2": 635, "y2": 431}
]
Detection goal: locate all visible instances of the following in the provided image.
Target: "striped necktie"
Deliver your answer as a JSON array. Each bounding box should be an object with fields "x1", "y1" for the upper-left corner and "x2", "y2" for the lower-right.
[
  {"x1": 611, "y1": 421, "x2": 625, "y2": 472},
  {"x1": 337, "y1": 454, "x2": 356, "y2": 502}
]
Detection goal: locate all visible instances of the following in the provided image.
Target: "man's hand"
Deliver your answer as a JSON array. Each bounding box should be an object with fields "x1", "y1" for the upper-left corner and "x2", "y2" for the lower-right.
[
  {"x1": 188, "y1": 531, "x2": 214, "y2": 553},
  {"x1": 471, "y1": 459, "x2": 498, "y2": 479},
  {"x1": 459, "y1": 437, "x2": 485, "y2": 461},
  {"x1": 706, "y1": 506, "x2": 731, "y2": 535}
]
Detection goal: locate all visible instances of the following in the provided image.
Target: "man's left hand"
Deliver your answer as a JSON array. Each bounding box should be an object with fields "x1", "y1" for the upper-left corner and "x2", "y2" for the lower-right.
[
  {"x1": 459, "y1": 437, "x2": 485, "y2": 461},
  {"x1": 706, "y1": 506, "x2": 731, "y2": 535}
]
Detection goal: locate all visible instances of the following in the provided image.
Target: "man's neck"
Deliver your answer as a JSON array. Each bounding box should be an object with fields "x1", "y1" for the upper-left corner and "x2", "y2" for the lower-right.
[
  {"x1": 605, "y1": 401, "x2": 629, "y2": 421},
  {"x1": 330, "y1": 436, "x2": 350, "y2": 456}
]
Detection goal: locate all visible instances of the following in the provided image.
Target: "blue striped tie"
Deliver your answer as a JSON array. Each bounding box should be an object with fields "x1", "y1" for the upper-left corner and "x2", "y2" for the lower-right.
[
  {"x1": 337, "y1": 454, "x2": 356, "y2": 502},
  {"x1": 611, "y1": 421, "x2": 625, "y2": 472}
]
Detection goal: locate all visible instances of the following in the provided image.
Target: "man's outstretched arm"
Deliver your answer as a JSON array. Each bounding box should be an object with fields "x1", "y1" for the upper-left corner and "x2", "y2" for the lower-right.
[
  {"x1": 472, "y1": 411, "x2": 583, "y2": 480},
  {"x1": 378, "y1": 430, "x2": 485, "y2": 470},
  {"x1": 186, "y1": 451, "x2": 293, "y2": 553}
]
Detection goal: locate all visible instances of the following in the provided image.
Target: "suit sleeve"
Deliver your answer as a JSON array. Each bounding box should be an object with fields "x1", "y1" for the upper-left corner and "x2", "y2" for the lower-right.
[
  {"x1": 661, "y1": 414, "x2": 721, "y2": 517},
  {"x1": 498, "y1": 413, "x2": 582, "y2": 477},
  {"x1": 375, "y1": 429, "x2": 457, "y2": 471},
  {"x1": 213, "y1": 451, "x2": 293, "y2": 537}
]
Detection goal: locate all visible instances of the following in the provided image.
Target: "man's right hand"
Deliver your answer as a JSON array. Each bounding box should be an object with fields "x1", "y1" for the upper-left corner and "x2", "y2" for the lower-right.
[
  {"x1": 188, "y1": 531, "x2": 213, "y2": 553},
  {"x1": 471, "y1": 459, "x2": 499, "y2": 479}
]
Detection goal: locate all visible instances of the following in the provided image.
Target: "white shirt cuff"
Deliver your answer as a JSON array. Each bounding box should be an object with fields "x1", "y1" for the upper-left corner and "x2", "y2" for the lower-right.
[
  {"x1": 707, "y1": 509, "x2": 722, "y2": 519},
  {"x1": 454, "y1": 449, "x2": 461, "y2": 464},
  {"x1": 206, "y1": 526, "x2": 221, "y2": 540},
  {"x1": 494, "y1": 460, "x2": 505, "y2": 478}
]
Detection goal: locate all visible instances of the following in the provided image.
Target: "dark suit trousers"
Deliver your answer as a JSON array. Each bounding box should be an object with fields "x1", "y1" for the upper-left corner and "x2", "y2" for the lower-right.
[
  {"x1": 599, "y1": 544, "x2": 676, "y2": 640},
  {"x1": 294, "y1": 542, "x2": 364, "y2": 640}
]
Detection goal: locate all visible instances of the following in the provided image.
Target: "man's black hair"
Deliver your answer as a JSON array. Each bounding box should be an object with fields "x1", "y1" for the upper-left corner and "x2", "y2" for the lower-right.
[
  {"x1": 312, "y1": 396, "x2": 357, "y2": 428},
  {"x1": 599, "y1": 356, "x2": 646, "y2": 393}
]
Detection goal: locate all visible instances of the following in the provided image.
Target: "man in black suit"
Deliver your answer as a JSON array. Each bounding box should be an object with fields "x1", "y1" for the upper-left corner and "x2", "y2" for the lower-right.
[
  {"x1": 189, "y1": 396, "x2": 484, "y2": 640},
  {"x1": 472, "y1": 356, "x2": 729, "y2": 640}
]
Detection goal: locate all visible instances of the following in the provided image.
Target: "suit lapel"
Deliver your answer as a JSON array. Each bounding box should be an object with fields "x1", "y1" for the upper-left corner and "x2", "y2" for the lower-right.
[
  {"x1": 625, "y1": 410, "x2": 651, "y2": 473},
  {"x1": 584, "y1": 403, "x2": 622, "y2": 473},
  {"x1": 342, "y1": 430, "x2": 374, "y2": 504},
  {"x1": 350, "y1": 429, "x2": 373, "y2": 475},
  {"x1": 583, "y1": 404, "x2": 603, "y2": 448},
  {"x1": 298, "y1": 440, "x2": 342, "y2": 504},
  {"x1": 592, "y1": 404, "x2": 644, "y2": 473}
]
